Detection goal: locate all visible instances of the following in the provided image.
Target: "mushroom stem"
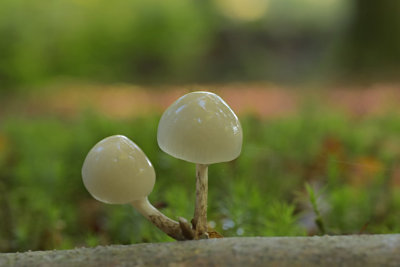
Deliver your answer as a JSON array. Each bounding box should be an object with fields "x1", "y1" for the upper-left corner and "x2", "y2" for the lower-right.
[
  {"x1": 193, "y1": 164, "x2": 209, "y2": 239},
  {"x1": 131, "y1": 197, "x2": 188, "y2": 241}
]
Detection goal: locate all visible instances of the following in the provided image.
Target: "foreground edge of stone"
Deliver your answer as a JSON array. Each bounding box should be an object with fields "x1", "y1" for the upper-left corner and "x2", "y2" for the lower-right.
[{"x1": 1, "y1": 235, "x2": 400, "y2": 267}]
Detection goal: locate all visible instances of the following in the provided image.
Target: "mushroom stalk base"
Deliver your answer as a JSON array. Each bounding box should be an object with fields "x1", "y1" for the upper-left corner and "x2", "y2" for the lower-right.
[
  {"x1": 193, "y1": 164, "x2": 209, "y2": 239},
  {"x1": 131, "y1": 198, "x2": 187, "y2": 241}
]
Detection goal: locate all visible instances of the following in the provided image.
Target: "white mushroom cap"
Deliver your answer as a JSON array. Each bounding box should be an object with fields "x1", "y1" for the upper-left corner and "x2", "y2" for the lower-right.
[
  {"x1": 82, "y1": 135, "x2": 155, "y2": 204},
  {"x1": 157, "y1": 91, "x2": 242, "y2": 164}
]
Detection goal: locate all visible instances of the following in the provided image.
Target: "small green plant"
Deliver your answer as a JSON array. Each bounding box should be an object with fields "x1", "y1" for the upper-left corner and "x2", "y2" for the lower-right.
[
  {"x1": 81, "y1": 91, "x2": 243, "y2": 240},
  {"x1": 305, "y1": 183, "x2": 326, "y2": 235}
]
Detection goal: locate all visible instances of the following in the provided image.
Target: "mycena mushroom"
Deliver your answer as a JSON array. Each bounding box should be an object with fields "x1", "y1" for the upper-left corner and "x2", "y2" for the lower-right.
[
  {"x1": 157, "y1": 91, "x2": 243, "y2": 239},
  {"x1": 81, "y1": 135, "x2": 192, "y2": 240}
]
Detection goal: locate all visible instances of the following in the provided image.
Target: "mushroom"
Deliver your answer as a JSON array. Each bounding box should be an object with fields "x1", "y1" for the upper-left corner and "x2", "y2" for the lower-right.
[
  {"x1": 82, "y1": 135, "x2": 192, "y2": 240},
  {"x1": 157, "y1": 91, "x2": 243, "y2": 239}
]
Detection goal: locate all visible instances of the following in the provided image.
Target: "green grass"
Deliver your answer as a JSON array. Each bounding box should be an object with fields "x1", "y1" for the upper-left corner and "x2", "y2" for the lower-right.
[{"x1": 1, "y1": 108, "x2": 400, "y2": 252}]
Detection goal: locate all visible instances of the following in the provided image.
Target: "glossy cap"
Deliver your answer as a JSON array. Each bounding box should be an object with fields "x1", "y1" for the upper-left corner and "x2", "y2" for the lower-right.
[
  {"x1": 82, "y1": 135, "x2": 155, "y2": 204},
  {"x1": 157, "y1": 91, "x2": 242, "y2": 164}
]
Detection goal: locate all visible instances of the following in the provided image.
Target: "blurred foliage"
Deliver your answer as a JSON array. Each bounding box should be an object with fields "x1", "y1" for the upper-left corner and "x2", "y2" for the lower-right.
[
  {"x1": 1, "y1": 108, "x2": 400, "y2": 252},
  {"x1": 0, "y1": 0, "x2": 357, "y2": 92},
  {"x1": 339, "y1": 0, "x2": 400, "y2": 80},
  {"x1": 1, "y1": 0, "x2": 400, "y2": 92},
  {"x1": 0, "y1": 0, "x2": 212, "y2": 89}
]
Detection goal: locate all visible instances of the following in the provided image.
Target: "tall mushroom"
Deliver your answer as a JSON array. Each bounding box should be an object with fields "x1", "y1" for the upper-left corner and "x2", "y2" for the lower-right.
[
  {"x1": 157, "y1": 91, "x2": 243, "y2": 239},
  {"x1": 82, "y1": 135, "x2": 192, "y2": 240}
]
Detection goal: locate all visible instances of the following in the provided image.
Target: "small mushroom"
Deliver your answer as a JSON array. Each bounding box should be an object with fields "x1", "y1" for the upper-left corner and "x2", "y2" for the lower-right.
[
  {"x1": 82, "y1": 135, "x2": 191, "y2": 240},
  {"x1": 157, "y1": 91, "x2": 242, "y2": 239}
]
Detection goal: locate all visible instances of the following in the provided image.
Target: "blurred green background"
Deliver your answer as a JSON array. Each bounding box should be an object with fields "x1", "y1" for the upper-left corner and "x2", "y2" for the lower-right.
[
  {"x1": 1, "y1": 0, "x2": 400, "y2": 91},
  {"x1": 1, "y1": 0, "x2": 400, "y2": 252}
]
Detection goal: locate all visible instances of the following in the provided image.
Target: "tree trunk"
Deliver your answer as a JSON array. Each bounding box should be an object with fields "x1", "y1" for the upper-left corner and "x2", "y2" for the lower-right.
[
  {"x1": 342, "y1": 0, "x2": 400, "y2": 76},
  {"x1": 1, "y1": 235, "x2": 399, "y2": 267}
]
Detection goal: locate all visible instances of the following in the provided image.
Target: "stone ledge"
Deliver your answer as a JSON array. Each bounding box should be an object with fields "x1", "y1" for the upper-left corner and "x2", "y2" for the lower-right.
[{"x1": 1, "y1": 235, "x2": 400, "y2": 267}]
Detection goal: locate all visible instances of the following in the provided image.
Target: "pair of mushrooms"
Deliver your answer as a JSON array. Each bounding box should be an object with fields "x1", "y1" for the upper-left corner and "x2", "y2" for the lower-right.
[{"x1": 82, "y1": 91, "x2": 243, "y2": 240}]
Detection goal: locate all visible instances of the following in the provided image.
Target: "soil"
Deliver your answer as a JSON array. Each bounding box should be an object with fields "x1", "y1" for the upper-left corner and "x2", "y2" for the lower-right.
[{"x1": 2, "y1": 82, "x2": 400, "y2": 119}]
